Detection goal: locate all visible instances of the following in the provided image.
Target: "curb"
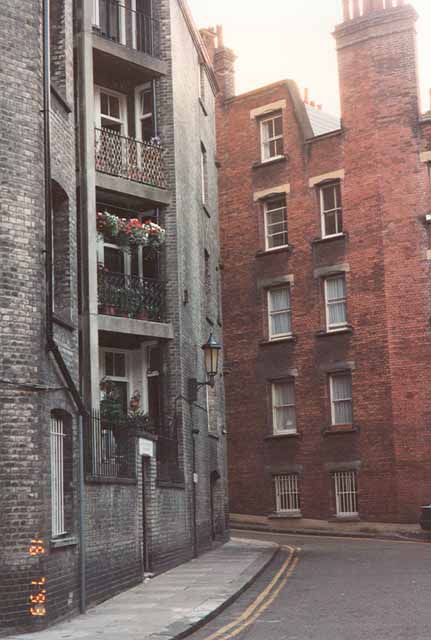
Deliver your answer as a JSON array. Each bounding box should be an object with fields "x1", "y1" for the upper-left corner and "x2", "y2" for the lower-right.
[
  {"x1": 231, "y1": 523, "x2": 431, "y2": 544},
  {"x1": 150, "y1": 541, "x2": 281, "y2": 640}
]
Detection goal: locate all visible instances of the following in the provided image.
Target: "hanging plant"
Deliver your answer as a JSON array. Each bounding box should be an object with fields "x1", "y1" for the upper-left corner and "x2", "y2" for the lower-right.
[{"x1": 97, "y1": 210, "x2": 166, "y2": 252}]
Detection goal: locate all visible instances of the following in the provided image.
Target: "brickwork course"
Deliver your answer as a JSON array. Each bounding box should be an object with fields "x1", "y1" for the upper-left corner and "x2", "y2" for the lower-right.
[
  {"x1": 0, "y1": 0, "x2": 228, "y2": 635},
  {"x1": 212, "y1": 1, "x2": 431, "y2": 533}
]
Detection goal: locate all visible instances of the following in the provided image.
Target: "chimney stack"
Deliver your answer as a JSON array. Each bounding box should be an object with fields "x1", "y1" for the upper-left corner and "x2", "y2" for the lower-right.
[
  {"x1": 200, "y1": 27, "x2": 217, "y2": 65},
  {"x1": 213, "y1": 24, "x2": 236, "y2": 101}
]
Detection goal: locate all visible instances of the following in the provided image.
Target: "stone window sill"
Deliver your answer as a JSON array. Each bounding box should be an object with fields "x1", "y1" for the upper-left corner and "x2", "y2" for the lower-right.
[
  {"x1": 322, "y1": 424, "x2": 358, "y2": 435},
  {"x1": 265, "y1": 432, "x2": 301, "y2": 441},
  {"x1": 50, "y1": 535, "x2": 78, "y2": 550},
  {"x1": 315, "y1": 326, "x2": 353, "y2": 337},
  {"x1": 260, "y1": 335, "x2": 297, "y2": 346},
  {"x1": 269, "y1": 511, "x2": 302, "y2": 520},
  {"x1": 311, "y1": 233, "x2": 347, "y2": 245},
  {"x1": 328, "y1": 515, "x2": 360, "y2": 523},
  {"x1": 256, "y1": 245, "x2": 293, "y2": 258},
  {"x1": 252, "y1": 155, "x2": 287, "y2": 170}
]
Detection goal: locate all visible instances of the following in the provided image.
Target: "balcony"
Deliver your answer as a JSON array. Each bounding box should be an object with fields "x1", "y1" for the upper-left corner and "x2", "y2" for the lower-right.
[
  {"x1": 98, "y1": 269, "x2": 165, "y2": 322},
  {"x1": 93, "y1": 0, "x2": 160, "y2": 58},
  {"x1": 95, "y1": 128, "x2": 167, "y2": 191}
]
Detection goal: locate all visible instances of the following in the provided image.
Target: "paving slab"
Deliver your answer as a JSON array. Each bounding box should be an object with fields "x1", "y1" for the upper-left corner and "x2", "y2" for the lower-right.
[{"x1": 9, "y1": 537, "x2": 278, "y2": 640}]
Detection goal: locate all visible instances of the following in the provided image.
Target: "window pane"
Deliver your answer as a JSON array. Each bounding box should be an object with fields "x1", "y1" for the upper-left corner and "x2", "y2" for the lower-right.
[
  {"x1": 114, "y1": 352, "x2": 126, "y2": 377},
  {"x1": 266, "y1": 198, "x2": 285, "y2": 212},
  {"x1": 333, "y1": 375, "x2": 351, "y2": 401},
  {"x1": 336, "y1": 210, "x2": 343, "y2": 233},
  {"x1": 273, "y1": 116, "x2": 283, "y2": 137},
  {"x1": 326, "y1": 276, "x2": 346, "y2": 302},
  {"x1": 270, "y1": 288, "x2": 289, "y2": 312},
  {"x1": 104, "y1": 246, "x2": 125, "y2": 273},
  {"x1": 334, "y1": 400, "x2": 352, "y2": 424},
  {"x1": 108, "y1": 95, "x2": 120, "y2": 119},
  {"x1": 105, "y1": 352, "x2": 114, "y2": 376},
  {"x1": 262, "y1": 119, "x2": 273, "y2": 141},
  {"x1": 267, "y1": 210, "x2": 285, "y2": 224},
  {"x1": 100, "y1": 92, "x2": 109, "y2": 116},
  {"x1": 322, "y1": 185, "x2": 335, "y2": 211},
  {"x1": 324, "y1": 211, "x2": 337, "y2": 236},
  {"x1": 275, "y1": 138, "x2": 284, "y2": 156},
  {"x1": 272, "y1": 312, "x2": 291, "y2": 335},
  {"x1": 335, "y1": 183, "x2": 342, "y2": 207},
  {"x1": 269, "y1": 232, "x2": 288, "y2": 249},
  {"x1": 328, "y1": 301, "x2": 347, "y2": 325}
]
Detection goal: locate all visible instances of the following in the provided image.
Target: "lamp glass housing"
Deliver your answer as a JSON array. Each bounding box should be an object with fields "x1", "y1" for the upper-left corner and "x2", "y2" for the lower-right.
[{"x1": 202, "y1": 333, "x2": 221, "y2": 383}]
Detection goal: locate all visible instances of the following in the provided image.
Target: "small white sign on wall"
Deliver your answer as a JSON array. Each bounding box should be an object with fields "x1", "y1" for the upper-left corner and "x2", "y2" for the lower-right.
[{"x1": 139, "y1": 438, "x2": 155, "y2": 458}]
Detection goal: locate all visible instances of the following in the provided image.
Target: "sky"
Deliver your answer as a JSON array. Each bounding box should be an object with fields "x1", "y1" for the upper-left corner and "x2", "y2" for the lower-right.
[{"x1": 187, "y1": 0, "x2": 430, "y2": 115}]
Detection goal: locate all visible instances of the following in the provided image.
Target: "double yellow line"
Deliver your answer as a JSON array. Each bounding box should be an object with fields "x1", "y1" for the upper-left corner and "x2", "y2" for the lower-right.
[{"x1": 201, "y1": 546, "x2": 300, "y2": 640}]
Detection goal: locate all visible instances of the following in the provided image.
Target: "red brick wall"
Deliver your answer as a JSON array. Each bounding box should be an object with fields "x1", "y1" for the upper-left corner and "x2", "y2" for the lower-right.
[{"x1": 218, "y1": 3, "x2": 431, "y2": 525}]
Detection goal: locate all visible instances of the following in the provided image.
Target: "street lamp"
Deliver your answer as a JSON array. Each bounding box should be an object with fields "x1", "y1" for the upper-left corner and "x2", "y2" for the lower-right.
[{"x1": 188, "y1": 333, "x2": 222, "y2": 402}]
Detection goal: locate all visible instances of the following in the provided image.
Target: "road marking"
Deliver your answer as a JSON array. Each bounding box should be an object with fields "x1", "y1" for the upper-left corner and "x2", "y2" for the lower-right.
[
  {"x1": 199, "y1": 545, "x2": 299, "y2": 640},
  {"x1": 231, "y1": 528, "x2": 430, "y2": 546}
]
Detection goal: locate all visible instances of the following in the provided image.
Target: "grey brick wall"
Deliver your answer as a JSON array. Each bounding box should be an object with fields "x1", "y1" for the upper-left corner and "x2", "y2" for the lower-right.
[{"x1": 0, "y1": 0, "x2": 80, "y2": 634}]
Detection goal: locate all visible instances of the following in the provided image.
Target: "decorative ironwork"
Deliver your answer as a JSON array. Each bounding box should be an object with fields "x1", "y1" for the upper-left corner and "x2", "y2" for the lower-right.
[
  {"x1": 84, "y1": 411, "x2": 160, "y2": 480},
  {"x1": 98, "y1": 269, "x2": 165, "y2": 322},
  {"x1": 95, "y1": 128, "x2": 167, "y2": 189},
  {"x1": 93, "y1": 0, "x2": 160, "y2": 57}
]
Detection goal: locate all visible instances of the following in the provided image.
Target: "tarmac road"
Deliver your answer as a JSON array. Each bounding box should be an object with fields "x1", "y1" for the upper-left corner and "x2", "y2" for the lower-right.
[{"x1": 186, "y1": 529, "x2": 431, "y2": 640}]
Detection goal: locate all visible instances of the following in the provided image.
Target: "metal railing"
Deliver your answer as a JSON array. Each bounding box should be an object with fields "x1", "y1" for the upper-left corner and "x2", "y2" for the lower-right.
[
  {"x1": 84, "y1": 411, "x2": 137, "y2": 479},
  {"x1": 93, "y1": 0, "x2": 160, "y2": 58},
  {"x1": 98, "y1": 269, "x2": 165, "y2": 322},
  {"x1": 95, "y1": 128, "x2": 167, "y2": 189}
]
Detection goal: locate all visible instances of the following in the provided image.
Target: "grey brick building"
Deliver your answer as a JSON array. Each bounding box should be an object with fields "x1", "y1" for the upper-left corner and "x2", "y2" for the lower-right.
[{"x1": 0, "y1": 0, "x2": 228, "y2": 634}]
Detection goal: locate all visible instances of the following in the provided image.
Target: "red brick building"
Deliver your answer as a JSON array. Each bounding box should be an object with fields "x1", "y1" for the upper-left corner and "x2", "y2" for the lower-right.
[{"x1": 205, "y1": 0, "x2": 431, "y2": 533}]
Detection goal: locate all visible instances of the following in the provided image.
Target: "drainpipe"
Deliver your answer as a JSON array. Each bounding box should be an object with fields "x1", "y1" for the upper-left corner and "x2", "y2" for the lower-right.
[{"x1": 42, "y1": 0, "x2": 87, "y2": 614}]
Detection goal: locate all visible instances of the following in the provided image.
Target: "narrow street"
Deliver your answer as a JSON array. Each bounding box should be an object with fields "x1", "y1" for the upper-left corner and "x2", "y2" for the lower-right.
[{"x1": 187, "y1": 530, "x2": 431, "y2": 640}]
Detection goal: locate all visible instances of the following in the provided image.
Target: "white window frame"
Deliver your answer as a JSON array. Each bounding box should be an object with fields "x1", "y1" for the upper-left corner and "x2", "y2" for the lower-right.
[
  {"x1": 334, "y1": 471, "x2": 358, "y2": 517},
  {"x1": 260, "y1": 113, "x2": 284, "y2": 162},
  {"x1": 134, "y1": 82, "x2": 155, "y2": 142},
  {"x1": 329, "y1": 373, "x2": 353, "y2": 426},
  {"x1": 268, "y1": 286, "x2": 292, "y2": 340},
  {"x1": 50, "y1": 415, "x2": 66, "y2": 538},
  {"x1": 92, "y1": 0, "x2": 100, "y2": 27},
  {"x1": 324, "y1": 274, "x2": 347, "y2": 332},
  {"x1": 274, "y1": 474, "x2": 300, "y2": 514},
  {"x1": 94, "y1": 85, "x2": 128, "y2": 135},
  {"x1": 320, "y1": 182, "x2": 343, "y2": 238},
  {"x1": 264, "y1": 197, "x2": 288, "y2": 251},
  {"x1": 271, "y1": 380, "x2": 297, "y2": 435}
]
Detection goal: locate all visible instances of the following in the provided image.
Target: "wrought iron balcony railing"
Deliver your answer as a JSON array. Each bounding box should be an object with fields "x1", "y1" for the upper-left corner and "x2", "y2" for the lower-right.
[
  {"x1": 98, "y1": 269, "x2": 165, "y2": 322},
  {"x1": 92, "y1": 0, "x2": 160, "y2": 58},
  {"x1": 85, "y1": 411, "x2": 137, "y2": 480},
  {"x1": 95, "y1": 128, "x2": 167, "y2": 190}
]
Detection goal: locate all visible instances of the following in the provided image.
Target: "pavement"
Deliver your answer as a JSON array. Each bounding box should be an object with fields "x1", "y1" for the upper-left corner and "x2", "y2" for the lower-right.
[{"x1": 10, "y1": 537, "x2": 278, "y2": 640}]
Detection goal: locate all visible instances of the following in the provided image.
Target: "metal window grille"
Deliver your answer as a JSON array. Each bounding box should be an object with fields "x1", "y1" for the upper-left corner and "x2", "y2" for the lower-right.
[
  {"x1": 275, "y1": 474, "x2": 300, "y2": 513},
  {"x1": 334, "y1": 471, "x2": 358, "y2": 516},
  {"x1": 50, "y1": 416, "x2": 66, "y2": 537}
]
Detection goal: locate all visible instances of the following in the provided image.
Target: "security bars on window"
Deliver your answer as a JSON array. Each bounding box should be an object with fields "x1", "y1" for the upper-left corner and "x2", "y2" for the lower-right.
[
  {"x1": 334, "y1": 471, "x2": 358, "y2": 516},
  {"x1": 320, "y1": 182, "x2": 343, "y2": 237},
  {"x1": 264, "y1": 197, "x2": 288, "y2": 250},
  {"x1": 50, "y1": 416, "x2": 66, "y2": 538},
  {"x1": 275, "y1": 474, "x2": 300, "y2": 513},
  {"x1": 330, "y1": 373, "x2": 353, "y2": 425},
  {"x1": 272, "y1": 381, "x2": 296, "y2": 434},
  {"x1": 325, "y1": 275, "x2": 347, "y2": 330},
  {"x1": 268, "y1": 286, "x2": 292, "y2": 339},
  {"x1": 260, "y1": 114, "x2": 283, "y2": 161}
]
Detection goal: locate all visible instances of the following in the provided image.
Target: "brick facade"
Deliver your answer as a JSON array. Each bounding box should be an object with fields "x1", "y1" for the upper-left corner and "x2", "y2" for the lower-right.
[
  {"x1": 215, "y1": 1, "x2": 431, "y2": 531},
  {"x1": 0, "y1": 0, "x2": 228, "y2": 635}
]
